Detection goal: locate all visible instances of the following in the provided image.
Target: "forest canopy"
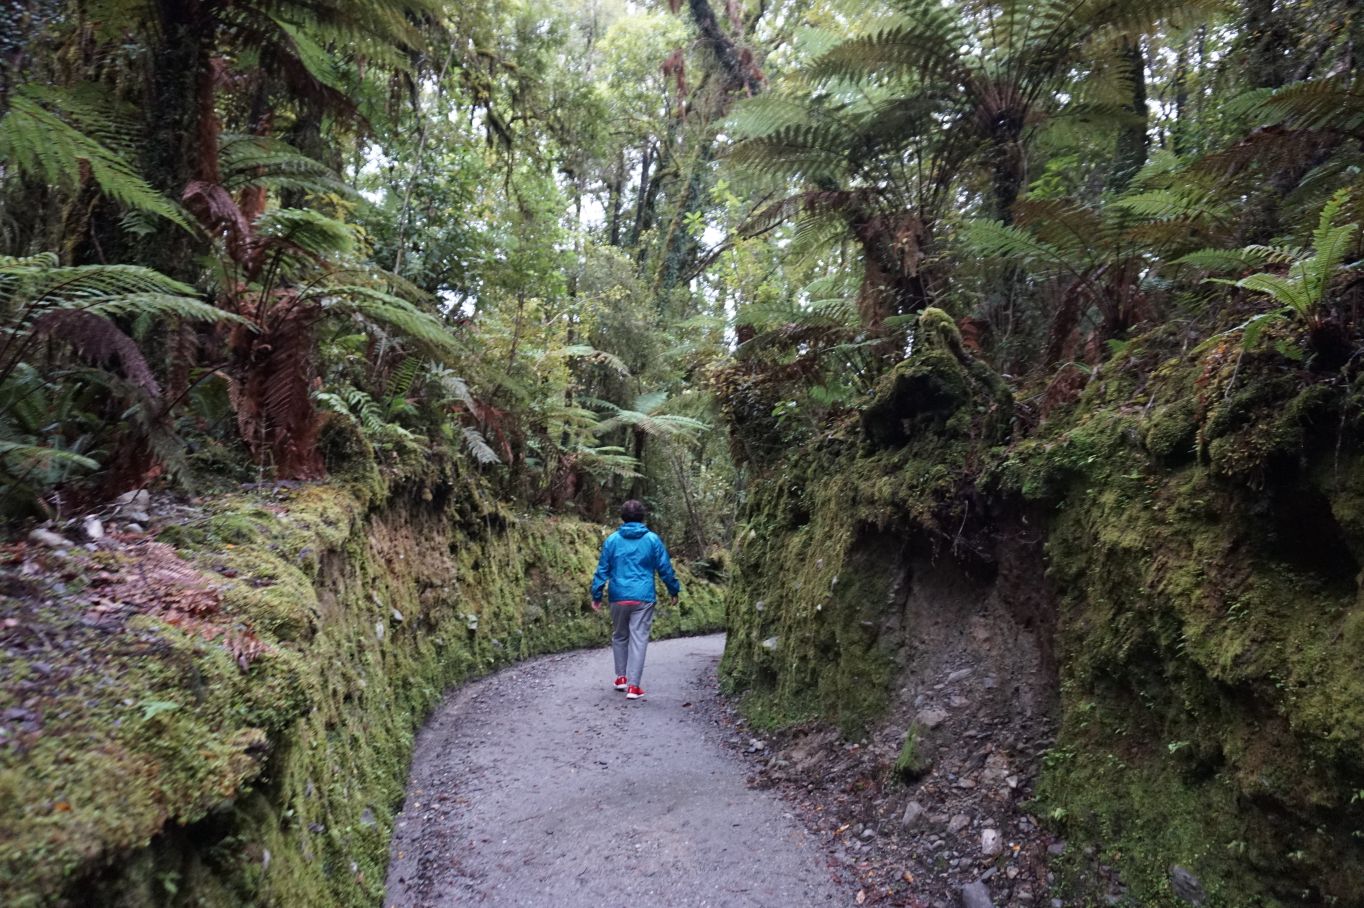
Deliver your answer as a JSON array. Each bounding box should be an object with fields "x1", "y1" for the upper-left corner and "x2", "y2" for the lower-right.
[{"x1": 2, "y1": 0, "x2": 1362, "y2": 549}]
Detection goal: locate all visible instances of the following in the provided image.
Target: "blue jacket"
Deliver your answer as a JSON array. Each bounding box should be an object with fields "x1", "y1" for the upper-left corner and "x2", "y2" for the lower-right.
[{"x1": 591, "y1": 522, "x2": 680, "y2": 604}]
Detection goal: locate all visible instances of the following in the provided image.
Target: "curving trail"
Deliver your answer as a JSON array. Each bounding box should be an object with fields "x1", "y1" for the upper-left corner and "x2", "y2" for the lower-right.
[{"x1": 383, "y1": 634, "x2": 847, "y2": 907}]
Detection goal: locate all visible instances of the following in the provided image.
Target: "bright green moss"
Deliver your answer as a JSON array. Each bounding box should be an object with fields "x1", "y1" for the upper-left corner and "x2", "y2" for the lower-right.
[
  {"x1": 893, "y1": 724, "x2": 930, "y2": 784},
  {"x1": 2, "y1": 478, "x2": 724, "y2": 907}
]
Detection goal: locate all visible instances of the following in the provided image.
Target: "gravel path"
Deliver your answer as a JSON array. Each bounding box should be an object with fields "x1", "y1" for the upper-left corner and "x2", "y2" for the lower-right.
[{"x1": 383, "y1": 634, "x2": 848, "y2": 907}]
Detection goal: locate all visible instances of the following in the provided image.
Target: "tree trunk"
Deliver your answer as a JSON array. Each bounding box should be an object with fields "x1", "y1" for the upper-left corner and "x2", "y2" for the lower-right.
[
  {"x1": 607, "y1": 151, "x2": 625, "y2": 246},
  {"x1": 1171, "y1": 38, "x2": 1190, "y2": 156},
  {"x1": 1243, "y1": 0, "x2": 1293, "y2": 89},
  {"x1": 1109, "y1": 35, "x2": 1149, "y2": 193},
  {"x1": 144, "y1": 0, "x2": 214, "y2": 277},
  {"x1": 685, "y1": 0, "x2": 764, "y2": 96},
  {"x1": 1, "y1": 0, "x2": 62, "y2": 118},
  {"x1": 628, "y1": 143, "x2": 656, "y2": 248}
]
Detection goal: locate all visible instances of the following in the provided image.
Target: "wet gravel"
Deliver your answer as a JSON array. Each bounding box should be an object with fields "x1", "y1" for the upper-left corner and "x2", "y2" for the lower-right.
[{"x1": 384, "y1": 634, "x2": 851, "y2": 907}]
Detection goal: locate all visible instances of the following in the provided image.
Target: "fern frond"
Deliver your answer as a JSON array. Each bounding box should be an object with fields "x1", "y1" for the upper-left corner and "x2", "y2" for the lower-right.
[
  {"x1": 572, "y1": 444, "x2": 641, "y2": 480},
  {"x1": 321, "y1": 287, "x2": 458, "y2": 355},
  {"x1": 726, "y1": 95, "x2": 818, "y2": 140},
  {"x1": 1218, "y1": 273, "x2": 1313, "y2": 315},
  {"x1": 384, "y1": 356, "x2": 423, "y2": 401},
  {"x1": 0, "y1": 87, "x2": 188, "y2": 229},
  {"x1": 0, "y1": 441, "x2": 100, "y2": 472},
  {"x1": 254, "y1": 208, "x2": 357, "y2": 262},
  {"x1": 0, "y1": 259, "x2": 197, "y2": 300},
  {"x1": 556, "y1": 344, "x2": 631, "y2": 376},
  {"x1": 726, "y1": 127, "x2": 851, "y2": 184},
  {"x1": 30, "y1": 309, "x2": 161, "y2": 396},
  {"x1": 1113, "y1": 187, "x2": 1232, "y2": 224},
  {"x1": 1172, "y1": 247, "x2": 1276, "y2": 273},
  {"x1": 0, "y1": 258, "x2": 241, "y2": 327},
  {"x1": 220, "y1": 133, "x2": 359, "y2": 199},
  {"x1": 1208, "y1": 189, "x2": 1361, "y2": 318},
  {"x1": 1240, "y1": 76, "x2": 1364, "y2": 135},
  {"x1": 964, "y1": 219, "x2": 1069, "y2": 268},
  {"x1": 79, "y1": 293, "x2": 249, "y2": 325},
  {"x1": 433, "y1": 371, "x2": 479, "y2": 413},
  {"x1": 461, "y1": 426, "x2": 502, "y2": 465},
  {"x1": 808, "y1": 9, "x2": 969, "y2": 86},
  {"x1": 1308, "y1": 188, "x2": 1359, "y2": 287}
]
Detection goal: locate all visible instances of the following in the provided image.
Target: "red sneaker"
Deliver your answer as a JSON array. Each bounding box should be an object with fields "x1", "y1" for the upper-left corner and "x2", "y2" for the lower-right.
[
  {"x1": 625, "y1": 685, "x2": 644, "y2": 699},
  {"x1": 613, "y1": 676, "x2": 627, "y2": 691}
]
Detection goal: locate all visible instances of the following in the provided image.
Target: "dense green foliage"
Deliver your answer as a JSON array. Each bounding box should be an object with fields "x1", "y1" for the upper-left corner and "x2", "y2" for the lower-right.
[
  {"x1": 8, "y1": 0, "x2": 1364, "y2": 903},
  {"x1": 0, "y1": 0, "x2": 752, "y2": 551}
]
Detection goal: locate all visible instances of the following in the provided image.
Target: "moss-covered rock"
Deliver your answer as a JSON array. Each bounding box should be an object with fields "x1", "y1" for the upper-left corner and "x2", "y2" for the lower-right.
[{"x1": 1, "y1": 471, "x2": 723, "y2": 907}]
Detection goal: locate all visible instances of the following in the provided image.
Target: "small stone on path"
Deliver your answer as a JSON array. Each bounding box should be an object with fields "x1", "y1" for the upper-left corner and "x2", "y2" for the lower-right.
[
  {"x1": 916, "y1": 707, "x2": 949, "y2": 729},
  {"x1": 1170, "y1": 866, "x2": 1206, "y2": 905},
  {"x1": 28, "y1": 528, "x2": 69, "y2": 548},
  {"x1": 960, "y1": 880, "x2": 994, "y2": 908}
]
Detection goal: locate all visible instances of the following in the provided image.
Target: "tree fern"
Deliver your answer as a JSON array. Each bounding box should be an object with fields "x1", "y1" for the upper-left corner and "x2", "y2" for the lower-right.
[
  {"x1": 0, "y1": 256, "x2": 241, "y2": 328},
  {"x1": 317, "y1": 286, "x2": 459, "y2": 356},
  {"x1": 553, "y1": 344, "x2": 631, "y2": 377},
  {"x1": 1234, "y1": 75, "x2": 1364, "y2": 137},
  {"x1": 592, "y1": 392, "x2": 709, "y2": 440},
  {"x1": 572, "y1": 444, "x2": 643, "y2": 481}
]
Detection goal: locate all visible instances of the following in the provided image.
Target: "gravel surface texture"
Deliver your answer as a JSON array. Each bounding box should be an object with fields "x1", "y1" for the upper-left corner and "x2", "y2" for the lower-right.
[{"x1": 384, "y1": 634, "x2": 849, "y2": 907}]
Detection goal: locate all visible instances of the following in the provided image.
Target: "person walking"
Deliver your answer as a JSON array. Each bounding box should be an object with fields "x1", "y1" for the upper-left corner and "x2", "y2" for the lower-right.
[{"x1": 590, "y1": 499, "x2": 680, "y2": 700}]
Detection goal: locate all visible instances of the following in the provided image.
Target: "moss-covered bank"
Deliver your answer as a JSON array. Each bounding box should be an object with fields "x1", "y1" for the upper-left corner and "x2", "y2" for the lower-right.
[
  {"x1": 719, "y1": 311, "x2": 1364, "y2": 906},
  {"x1": 1, "y1": 461, "x2": 723, "y2": 907}
]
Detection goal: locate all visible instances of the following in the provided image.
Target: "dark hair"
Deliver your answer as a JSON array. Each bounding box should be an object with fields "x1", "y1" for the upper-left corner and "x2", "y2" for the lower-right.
[{"x1": 620, "y1": 499, "x2": 647, "y2": 522}]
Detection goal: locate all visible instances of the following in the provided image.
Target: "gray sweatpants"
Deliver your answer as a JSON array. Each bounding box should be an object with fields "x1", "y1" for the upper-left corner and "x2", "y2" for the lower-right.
[{"x1": 610, "y1": 601, "x2": 656, "y2": 687}]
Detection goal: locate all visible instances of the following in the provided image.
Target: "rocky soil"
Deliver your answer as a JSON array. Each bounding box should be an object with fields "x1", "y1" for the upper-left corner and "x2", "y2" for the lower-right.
[
  {"x1": 699, "y1": 555, "x2": 1134, "y2": 908},
  {"x1": 700, "y1": 661, "x2": 1066, "y2": 907}
]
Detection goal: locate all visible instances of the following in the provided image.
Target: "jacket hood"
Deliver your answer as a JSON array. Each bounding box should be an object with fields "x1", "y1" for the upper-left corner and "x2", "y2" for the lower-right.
[{"x1": 619, "y1": 521, "x2": 650, "y2": 539}]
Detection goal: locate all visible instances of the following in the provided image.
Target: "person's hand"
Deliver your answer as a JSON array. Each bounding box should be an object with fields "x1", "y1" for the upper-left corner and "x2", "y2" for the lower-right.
[
  {"x1": 669, "y1": 595, "x2": 679, "y2": 608},
  {"x1": 591, "y1": 599, "x2": 602, "y2": 612}
]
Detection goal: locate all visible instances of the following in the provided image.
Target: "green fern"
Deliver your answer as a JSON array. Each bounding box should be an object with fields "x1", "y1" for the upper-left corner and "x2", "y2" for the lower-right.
[
  {"x1": 0, "y1": 254, "x2": 241, "y2": 510},
  {"x1": 592, "y1": 391, "x2": 709, "y2": 440},
  {"x1": 461, "y1": 426, "x2": 502, "y2": 465},
  {"x1": 572, "y1": 444, "x2": 642, "y2": 480},
  {"x1": 317, "y1": 286, "x2": 459, "y2": 356},
  {"x1": 220, "y1": 134, "x2": 359, "y2": 200},
  {"x1": 0, "y1": 256, "x2": 242, "y2": 328},
  {"x1": 1235, "y1": 75, "x2": 1364, "y2": 136},
  {"x1": 1207, "y1": 190, "x2": 1361, "y2": 344},
  {"x1": 544, "y1": 344, "x2": 631, "y2": 377},
  {"x1": 0, "y1": 86, "x2": 188, "y2": 229}
]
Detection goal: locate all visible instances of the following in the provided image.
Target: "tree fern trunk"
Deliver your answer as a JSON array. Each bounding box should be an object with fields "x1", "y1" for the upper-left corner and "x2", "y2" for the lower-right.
[
  {"x1": 1109, "y1": 35, "x2": 1149, "y2": 194},
  {"x1": 145, "y1": 0, "x2": 215, "y2": 278}
]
